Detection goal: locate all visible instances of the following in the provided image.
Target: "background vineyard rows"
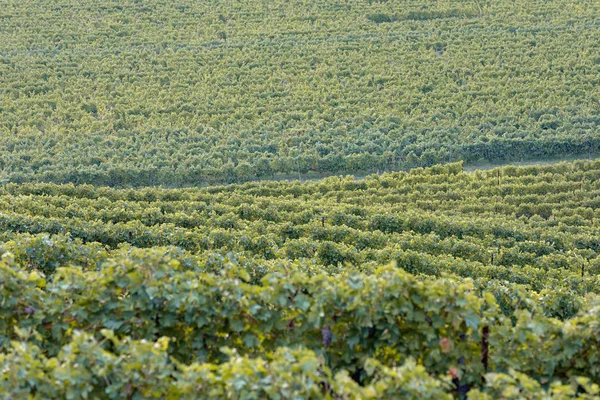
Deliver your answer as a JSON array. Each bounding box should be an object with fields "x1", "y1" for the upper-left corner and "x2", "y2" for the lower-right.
[
  {"x1": 1, "y1": 0, "x2": 600, "y2": 186},
  {"x1": 3, "y1": 161, "x2": 600, "y2": 397}
]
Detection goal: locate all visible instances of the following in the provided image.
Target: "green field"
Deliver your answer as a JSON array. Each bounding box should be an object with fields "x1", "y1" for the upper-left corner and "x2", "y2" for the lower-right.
[
  {"x1": 1, "y1": 0, "x2": 600, "y2": 186},
  {"x1": 3, "y1": 160, "x2": 600, "y2": 397},
  {"x1": 3, "y1": 0, "x2": 600, "y2": 397}
]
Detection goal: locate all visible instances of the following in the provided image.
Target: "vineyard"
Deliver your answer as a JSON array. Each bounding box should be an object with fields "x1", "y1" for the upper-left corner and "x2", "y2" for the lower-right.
[
  {"x1": 2, "y1": 0, "x2": 600, "y2": 397},
  {"x1": 0, "y1": 160, "x2": 600, "y2": 397},
  {"x1": 1, "y1": 0, "x2": 600, "y2": 186}
]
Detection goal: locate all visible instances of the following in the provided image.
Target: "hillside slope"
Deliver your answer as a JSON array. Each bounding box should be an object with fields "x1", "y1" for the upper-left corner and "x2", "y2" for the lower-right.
[{"x1": 1, "y1": 0, "x2": 599, "y2": 186}]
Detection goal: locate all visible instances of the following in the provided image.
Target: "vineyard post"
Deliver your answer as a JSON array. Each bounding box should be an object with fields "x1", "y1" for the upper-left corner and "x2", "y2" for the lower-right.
[{"x1": 481, "y1": 325, "x2": 489, "y2": 374}]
